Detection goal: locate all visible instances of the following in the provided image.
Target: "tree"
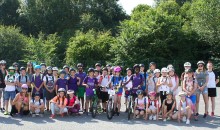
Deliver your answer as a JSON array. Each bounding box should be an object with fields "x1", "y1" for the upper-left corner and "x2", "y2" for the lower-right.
[{"x1": 0, "y1": 25, "x2": 28, "y2": 64}]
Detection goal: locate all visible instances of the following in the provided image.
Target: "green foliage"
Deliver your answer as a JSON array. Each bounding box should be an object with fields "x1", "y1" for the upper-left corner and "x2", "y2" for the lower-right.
[
  {"x1": 66, "y1": 30, "x2": 116, "y2": 67},
  {"x1": 0, "y1": 25, "x2": 27, "y2": 64}
]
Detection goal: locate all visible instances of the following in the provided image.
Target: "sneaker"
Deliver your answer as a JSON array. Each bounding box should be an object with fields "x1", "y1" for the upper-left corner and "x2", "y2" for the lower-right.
[
  {"x1": 2, "y1": 108, "x2": 5, "y2": 111},
  {"x1": 163, "y1": 119, "x2": 167, "y2": 122},
  {"x1": 167, "y1": 117, "x2": 171, "y2": 121},
  {"x1": 203, "y1": 113, "x2": 207, "y2": 118},
  {"x1": 39, "y1": 114, "x2": 44, "y2": 117},
  {"x1": 186, "y1": 119, "x2": 190, "y2": 125},
  {"x1": 153, "y1": 115, "x2": 157, "y2": 120},
  {"x1": 0, "y1": 108, "x2": 3, "y2": 112},
  {"x1": 149, "y1": 115, "x2": 153, "y2": 120},
  {"x1": 36, "y1": 113, "x2": 39, "y2": 116},
  {"x1": 211, "y1": 112, "x2": 214, "y2": 117},
  {"x1": 50, "y1": 114, "x2": 55, "y2": 119},
  {"x1": 4, "y1": 111, "x2": 9, "y2": 115},
  {"x1": 182, "y1": 116, "x2": 187, "y2": 122},
  {"x1": 32, "y1": 114, "x2": 36, "y2": 117}
]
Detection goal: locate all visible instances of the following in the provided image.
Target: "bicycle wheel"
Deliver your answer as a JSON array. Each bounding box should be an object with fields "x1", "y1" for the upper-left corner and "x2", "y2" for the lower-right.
[
  {"x1": 107, "y1": 99, "x2": 113, "y2": 120},
  {"x1": 92, "y1": 103, "x2": 97, "y2": 118},
  {"x1": 128, "y1": 99, "x2": 132, "y2": 120}
]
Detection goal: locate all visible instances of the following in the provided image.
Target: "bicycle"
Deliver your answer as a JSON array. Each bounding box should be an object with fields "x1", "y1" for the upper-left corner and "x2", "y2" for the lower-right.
[
  {"x1": 127, "y1": 87, "x2": 138, "y2": 120},
  {"x1": 106, "y1": 88, "x2": 115, "y2": 120},
  {"x1": 91, "y1": 89, "x2": 98, "y2": 118}
]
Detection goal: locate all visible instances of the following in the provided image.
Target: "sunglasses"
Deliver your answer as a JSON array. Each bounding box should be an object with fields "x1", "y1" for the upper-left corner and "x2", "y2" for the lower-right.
[{"x1": 198, "y1": 65, "x2": 203, "y2": 67}]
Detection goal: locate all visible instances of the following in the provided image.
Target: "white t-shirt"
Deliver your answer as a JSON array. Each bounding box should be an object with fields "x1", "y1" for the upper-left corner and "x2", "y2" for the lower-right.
[
  {"x1": 124, "y1": 75, "x2": 133, "y2": 89},
  {"x1": 43, "y1": 75, "x2": 55, "y2": 89},
  {"x1": 147, "y1": 77, "x2": 155, "y2": 92},
  {"x1": 207, "y1": 71, "x2": 218, "y2": 88},
  {"x1": 30, "y1": 99, "x2": 44, "y2": 106},
  {"x1": 5, "y1": 75, "x2": 16, "y2": 91},
  {"x1": 159, "y1": 76, "x2": 170, "y2": 92},
  {"x1": 100, "y1": 75, "x2": 111, "y2": 92},
  {"x1": 135, "y1": 97, "x2": 148, "y2": 109}
]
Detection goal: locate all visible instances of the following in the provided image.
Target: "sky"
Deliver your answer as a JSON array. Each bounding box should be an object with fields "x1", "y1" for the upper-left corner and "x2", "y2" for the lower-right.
[{"x1": 118, "y1": 0, "x2": 155, "y2": 15}]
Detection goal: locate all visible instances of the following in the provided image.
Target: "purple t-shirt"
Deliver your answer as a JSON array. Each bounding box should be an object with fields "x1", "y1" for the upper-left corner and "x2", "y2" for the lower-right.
[
  {"x1": 56, "y1": 78, "x2": 68, "y2": 89},
  {"x1": 76, "y1": 72, "x2": 87, "y2": 86},
  {"x1": 68, "y1": 76, "x2": 78, "y2": 91},
  {"x1": 132, "y1": 73, "x2": 144, "y2": 88},
  {"x1": 31, "y1": 74, "x2": 43, "y2": 93},
  {"x1": 83, "y1": 76, "x2": 98, "y2": 96}
]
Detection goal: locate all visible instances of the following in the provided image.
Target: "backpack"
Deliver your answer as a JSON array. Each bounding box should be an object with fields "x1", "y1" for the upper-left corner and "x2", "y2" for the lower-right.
[
  {"x1": 148, "y1": 99, "x2": 158, "y2": 108},
  {"x1": 46, "y1": 75, "x2": 54, "y2": 84},
  {"x1": 32, "y1": 99, "x2": 41, "y2": 106},
  {"x1": 136, "y1": 97, "x2": 147, "y2": 109},
  {"x1": 33, "y1": 74, "x2": 43, "y2": 82},
  {"x1": 18, "y1": 75, "x2": 28, "y2": 83},
  {"x1": 7, "y1": 75, "x2": 16, "y2": 82}
]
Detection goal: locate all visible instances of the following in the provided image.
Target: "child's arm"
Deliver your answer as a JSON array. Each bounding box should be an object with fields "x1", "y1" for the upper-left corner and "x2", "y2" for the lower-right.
[
  {"x1": 12, "y1": 94, "x2": 19, "y2": 105},
  {"x1": 167, "y1": 77, "x2": 173, "y2": 88},
  {"x1": 77, "y1": 77, "x2": 81, "y2": 86}
]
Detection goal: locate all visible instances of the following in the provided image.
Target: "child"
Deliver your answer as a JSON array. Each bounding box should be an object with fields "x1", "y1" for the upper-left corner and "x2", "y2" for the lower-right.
[
  {"x1": 123, "y1": 68, "x2": 133, "y2": 112},
  {"x1": 31, "y1": 65, "x2": 44, "y2": 99},
  {"x1": 147, "y1": 91, "x2": 159, "y2": 120},
  {"x1": 4, "y1": 66, "x2": 16, "y2": 115},
  {"x1": 66, "y1": 90, "x2": 80, "y2": 114},
  {"x1": 172, "y1": 91, "x2": 193, "y2": 125},
  {"x1": 99, "y1": 67, "x2": 111, "y2": 112},
  {"x1": 146, "y1": 69, "x2": 155, "y2": 95},
  {"x1": 0, "y1": 60, "x2": 7, "y2": 111},
  {"x1": 56, "y1": 70, "x2": 68, "y2": 95},
  {"x1": 156, "y1": 67, "x2": 172, "y2": 108},
  {"x1": 68, "y1": 68, "x2": 80, "y2": 92},
  {"x1": 182, "y1": 68, "x2": 197, "y2": 120},
  {"x1": 133, "y1": 90, "x2": 148, "y2": 119},
  {"x1": 10, "y1": 84, "x2": 29, "y2": 117},
  {"x1": 162, "y1": 91, "x2": 176, "y2": 121},
  {"x1": 16, "y1": 67, "x2": 30, "y2": 93},
  {"x1": 30, "y1": 92, "x2": 44, "y2": 117},
  {"x1": 43, "y1": 66, "x2": 56, "y2": 111},
  {"x1": 168, "y1": 68, "x2": 179, "y2": 100},
  {"x1": 153, "y1": 69, "x2": 160, "y2": 99},
  {"x1": 110, "y1": 66, "x2": 123, "y2": 116},
  {"x1": 206, "y1": 62, "x2": 219, "y2": 116},
  {"x1": 83, "y1": 68, "x2": 98, "y2": 115},
  {"x1": 50, "y1": 88, "x2": 68, "y2": 118}
]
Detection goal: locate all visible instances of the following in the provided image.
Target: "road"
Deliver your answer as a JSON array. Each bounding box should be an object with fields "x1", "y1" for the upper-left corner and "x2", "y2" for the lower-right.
[{"x1": 0, "y1": 87, "x2": 220, "y2": 130}]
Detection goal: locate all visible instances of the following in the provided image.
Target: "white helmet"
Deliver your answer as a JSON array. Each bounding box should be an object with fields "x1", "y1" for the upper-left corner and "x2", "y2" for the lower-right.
[
  {"x1": 52, "y1": 67, "x2": 59, "y2": 71},
  {"x1": 161, "y1": 67, "x2": 168, "y2": 73},
  {"x1": 154, "y1": 69, "x2": 160, "y2": 74},
  {"x1": 197, "y1": 61, "x2": 205, "y2": 65},
  {"x1": 184, "y1": 62, "x2": 191, "y2": 67},
  {"x1": 168, "y1": 68, "x2": 175, "y2": 72},
  {"x1": 167, "y1": 64, "x2": 174, "y2": 70}
]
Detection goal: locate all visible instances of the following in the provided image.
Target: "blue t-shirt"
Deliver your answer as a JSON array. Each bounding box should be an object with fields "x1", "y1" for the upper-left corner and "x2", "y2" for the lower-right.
[{"x1": 111, "y1": 76, "x2": 124, "y2": 94}]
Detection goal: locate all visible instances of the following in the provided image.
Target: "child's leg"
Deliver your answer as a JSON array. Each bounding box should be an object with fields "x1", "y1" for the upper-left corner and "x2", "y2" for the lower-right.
[
  {"x1": 140, "y1": 110, "x2": 145, "y2": 117},
  {"x1": 186, "y1": 107, "x2": 192, "y2": 120},
  {"x1": 50, "y1": 102, "x2": 56, "y2": 115},
  {"x1": 196, "y1": 93, "x2": 200, "y2": 114},
  {"x1": 46, "y1": 100, "x2": 50, "y2": 110},
  {"x1": 30, "y1": 106, "x2": 35, "y2": 113},
  {"x1": 15, "y1": 102, "x2": 22, "y2": 113},
  {"x1": 85, "y1": 99, "x2": 89, "y2": 112},
  {"x1": 113, "y1": 95, "x2": 117, "y2": 111},
  {"x1": 211, "y1": 97, "x2": 215, "y2": 113},
  {"x1": 135, "y1": 110, "x2": 140, "y2": 116},
  {"x1": 117, "y1": 95, "x2": 122, "y2": 112},
  {"x1": 172, "y1": 111, "x2": 178, "y2": 120},
  {"x1": 163, "y1": 105, "x2": 167, "y2": 119}
]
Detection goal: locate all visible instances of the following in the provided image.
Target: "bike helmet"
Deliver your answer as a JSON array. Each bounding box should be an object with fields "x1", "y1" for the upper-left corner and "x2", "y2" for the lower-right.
[
  {"x1": 154, "y1": 69, "x2": 160, "y2": 74},
  {"x1": 126, "y1": 68, "x2": 133, "y2": 71},
  {"x1": 149, "y1": 62, "x2": 156, "y2": 66},
  {"x1": 34, "y1": 92, "x2": 41, "y2": 97},
  {"x1": 168, "y1": 68, "x2": 175, "y2": 72},
  {"x1": 40, "y1": 63, "x2": 46, "y2": 66},
  {"x1": 20, "y1": 67, "x2": 26, "y2": 71},
  {"x1": 69, "y1": 68, "x2": 76, "y2": 72},
  {"x1": 161, "y1": 67, "x2": 168, "y2": 73},
  {"x1": 166, "y1": 91, "x2": 173, "y2": 96},
  {"x1": 136, "y1": 90, "x2": 144, "y2": 95},
  {"x1": 8, "y1": 66, "x2": 15, "y2": 70},
  {"x1": 13, "y1": 62, "x2": 19, "y2": 67},
  {"x1": 102, "y1": 67, "x2": 108, "y2": 71},
  {"x1": 1, "y1": 60, "x2": 6, "y2": 64},
  {"x1": 95, "y1": 63, "x2": 101, "y2": 67},
  {"x1": 114, "y1": 66, "x2": 121, "y2": 72},
  {"x1": 133, "y1": 64, "x2": 140, "y2": 69},
  {"x1": 34, "y1": 65, "x2": 41, "y2": 70},
  {"x1": 197, "y1": 61, "x2": 205, "y2": 66},
  {"x1": 139, "y1": 64, "x2": 145, "y2": 67},
  {"x1": 149, "y1": 91, "x2": 156, "y2": 96},
  {"x1": 185, "y1": 68, "x2": 194, "y2": 73},
  {"x1": 60, "y1": 70, "x2": 66, "y2": 75},
  {"x1": 63, "y1": 65, "x2": 69, "y2": 69},
  {"x1": 94, "y1": 69, "x2": 99, "y2": 72},
  {"x1": 21, "y1": 84, "x2": 28, "y2": 89},
  {"x1": 106, "y1": 64, "x2": 111, "y2": 67},
  {"x1": 52, "y1": 67, "x2": 58, "y2": 71},
  {"x1": 147, "y1": 69, "x2": 154, "y2": 74},
  {"x1": 27, "y1": 61, "x2": 32, "y2": 65},
  {"x1": 46, "y1": 66, "x2": 52, "y2": 71},
  {"x1": 88, "y1": 68, "x2": 95, "y2": 72},
  {"x1": 184, "y1": 62, "x2": 191, "y2": 67},
  {"x1": 77, "y1": 63, "x2": 83, "y2": 67},
  {"x1": 58, "y1": 88, "x2": 66, "y2": 92},
  {"x1": 67, "y1": 90, "x2": 74, "y2": 94},
  {"x1": 167, "y1": 64, "x2": 174, "y2": 70}
]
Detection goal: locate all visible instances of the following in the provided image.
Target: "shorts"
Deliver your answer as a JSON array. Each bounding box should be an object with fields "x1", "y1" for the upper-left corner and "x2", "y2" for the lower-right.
[
  {"x1": 45, "y1": 89, "x2": 55, "y2": 100},
  {"x1": 96, "y1": 87, "x2": 102, "y2": 99},
  {"x1": 100, "y1": 91, "x2": 109, "y2": 103},
  {"x1": 0, "y1": 88, "x2": 4, "y2": 98},
  {"x1": 187, "y1": 95, "x2": 196, "y2": 104},
  {"x1": 11, "y1": 105, "x2": 30, "y2": 115},
  {"x1": 4, "y1": 91, "x2": 16, "y2": 100},
  {"x1": 196, "y1": 87, "x2": 208, "y2": 94},
  {"x1": 208, "y1": 88, "x2": 216, "y2": 97},
  {"x1": 124, "y1": 90, "x2": 130, "y2": 98},
  {"x1": 86, "y1": 95, "x2": 94, "y2": 100},
  {"x1": 68, "y1": 104, "x2": 80, "y2": 113},
  {"x1": 77, "y1": 86, "x2": 85, "y2": 98}
]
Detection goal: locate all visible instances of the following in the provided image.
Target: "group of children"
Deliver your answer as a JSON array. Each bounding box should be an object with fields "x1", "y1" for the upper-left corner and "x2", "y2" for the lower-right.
[{"x1": 0, "y1": 60, "x2": 219, "y2": 125}]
